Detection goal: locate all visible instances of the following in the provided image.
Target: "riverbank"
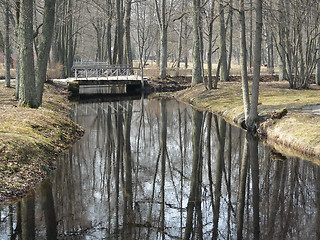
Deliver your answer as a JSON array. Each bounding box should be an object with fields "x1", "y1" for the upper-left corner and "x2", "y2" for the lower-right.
[
  {"x1": 171, "y1": 81, "x2": 320, "y2": 163},
  {"x1": 0, "y1": 82, "x2": 84, "y2": 204}
]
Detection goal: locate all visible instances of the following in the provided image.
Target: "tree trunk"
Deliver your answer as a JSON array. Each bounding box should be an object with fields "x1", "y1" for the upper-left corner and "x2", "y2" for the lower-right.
[
  {"x1": 191, "y1": 0, "x2": 202, "y2": 85},
  {"x1": 18, "y1": 0, "x2": 37, "y2": 107},
  {"x1": 207, "y1": 22, "x2": 213, "y2": 89},
  {"x1": 240, "y1": 0, "x2": 250, "y2": 122},
  {"x1": 277, "y1": 0, "x2": 286, "y2": 81},
  {"x1": 124, "y1": 0, "x2": 133, "y2": 68},
  {"x1": 249, "y1": 0, "x2": 253, "y2": 72},
  {"x1": 5, "y1": 0, "x2": 10, "y2": 88},
  {"x1": 160, "y1": 28, "x2": 167, "y2": 78},
  {"x1": 177, "y1": 14, "x2": 184, "y2": 69},
  {"x1": 105, "y1": 0, "x2": 112, "y2": 64},
  {"x1": 218, "y1": 0, "x2": 228, "y2": 82},
  {"x1": 227, "y1": 0, "x2": 233, "y2": 77},
  {"x1": 66, "y1": 0, "x2": 73, "y2": 77},
  {"x1": 317, "y1": 35, "x2": 320, "y2": 85},
  {"x1": 184, "y1": 20, "x2": 188, "y2": 69},
  {"x1": 116, "y1": 0, "x2": 124, "y2": 64},
  {"x1": 207, "y1": 1, "x2": 215, "y2": 89},
  {"x1": 247, "y1": 0, "x2": 263, "y2": 131},
  {"x1": 35, "y1": 0, "x2": 56, "y2": 106},
  {"x1": 14, "y1": 0, "x2": 20, "y2": 100}
]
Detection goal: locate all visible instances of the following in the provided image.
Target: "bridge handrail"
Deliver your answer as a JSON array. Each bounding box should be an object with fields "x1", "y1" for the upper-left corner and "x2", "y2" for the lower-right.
[{"x1": 72, "y1": 63, "x2": 139, "y2": 70}]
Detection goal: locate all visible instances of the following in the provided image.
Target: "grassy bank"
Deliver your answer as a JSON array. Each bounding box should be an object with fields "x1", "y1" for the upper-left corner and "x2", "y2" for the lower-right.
[
  {"x1": 0, "y1": 82, "x2": 84, "y2": 204},
  {"x1": 173, "y1": 81, "x2": 320, "y2": 163}
]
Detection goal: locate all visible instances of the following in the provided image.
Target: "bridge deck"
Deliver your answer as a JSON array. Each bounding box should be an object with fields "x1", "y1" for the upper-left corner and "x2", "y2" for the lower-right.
[{"x1": 68, "y1": 63, "x2": 145, "y2": 96}]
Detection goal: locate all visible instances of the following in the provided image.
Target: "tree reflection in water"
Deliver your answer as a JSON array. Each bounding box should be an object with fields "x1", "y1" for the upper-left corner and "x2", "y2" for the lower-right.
[{"x1": 0, "y1": 99, "x2": 320, "y2": 239}]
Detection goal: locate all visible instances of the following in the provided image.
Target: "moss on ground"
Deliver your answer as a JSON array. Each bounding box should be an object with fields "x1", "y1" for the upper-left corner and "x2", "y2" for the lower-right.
[
  {"x1": 0, "y1": 82, "x2": 84, "y2": 204},
  {"x1": 173, "y1": 81, "x2": 320, "y2": 163}
]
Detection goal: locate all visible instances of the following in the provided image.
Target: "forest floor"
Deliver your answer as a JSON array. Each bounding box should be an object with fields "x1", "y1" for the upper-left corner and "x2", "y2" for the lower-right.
[
  {"x1": 0, "y1": 81, "x2": 84, "y2": 205},
  {"x1": 149, "y1": 75, "x2": 320, "y2": 164}
]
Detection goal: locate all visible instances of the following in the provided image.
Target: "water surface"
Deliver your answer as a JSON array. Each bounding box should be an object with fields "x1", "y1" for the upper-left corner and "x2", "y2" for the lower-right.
[{"x1": 1, "y1": 98, "x2": 320, "y2": 239}]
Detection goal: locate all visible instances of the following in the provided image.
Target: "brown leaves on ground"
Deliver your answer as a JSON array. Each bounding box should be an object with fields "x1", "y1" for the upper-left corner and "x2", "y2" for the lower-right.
[{"x1": 0, "y1": 82, "x2": 84, "y2": 204}]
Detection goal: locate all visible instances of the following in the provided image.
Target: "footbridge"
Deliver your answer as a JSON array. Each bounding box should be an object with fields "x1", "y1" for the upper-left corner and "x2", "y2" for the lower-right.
[{"x1": 68, "y1": 62, "x2": 145, "y2": 97}]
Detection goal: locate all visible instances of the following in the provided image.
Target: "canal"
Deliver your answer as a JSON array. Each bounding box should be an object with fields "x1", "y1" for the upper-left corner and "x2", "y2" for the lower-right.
[{"x1": 0, "y1": 98, "x2": 319, "y2": 239}]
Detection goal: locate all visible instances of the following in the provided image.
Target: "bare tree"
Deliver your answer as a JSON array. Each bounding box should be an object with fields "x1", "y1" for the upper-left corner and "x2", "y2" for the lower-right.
[
  {"x1": 18, "y1": 0, "x2": 37, "y2": 107},
  {"x1": 154, "y1": 0, "x2": 175, "y2": 78},
  {"x1": 246, "y1": 0, "x2": 263, "y2": 131},
  {"x1": 191, "y1": 0, "x2": 202, "y2": 85},
  {"x1": 35, "y1": 0, "x2": 56, "y2": 106},
  {"x1": 268, "y1": 0, "x2": 320, "y2": 88},
  {"x1": 5, "y1": 0, "x2": 10, "y2": 87},
  {"x1": 218, "y1": 0, "x2": 227, "y2": 82}
]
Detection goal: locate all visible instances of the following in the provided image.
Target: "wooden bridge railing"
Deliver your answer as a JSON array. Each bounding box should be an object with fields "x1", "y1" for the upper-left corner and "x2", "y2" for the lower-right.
[{"x1": 72, "y1": 63, "x2": 141, "y2": 81}]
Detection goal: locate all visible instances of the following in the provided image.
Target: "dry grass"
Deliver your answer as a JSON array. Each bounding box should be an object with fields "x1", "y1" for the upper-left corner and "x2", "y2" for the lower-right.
[
  {"x1": 0, "y1": 82, "x2": 84, "y2": 204},
  {"x1": 133, "y1": 60, "x2": 273, "y2": 77},
  {"x1": 174, "y1": 81, "x2": 320, "y2": 162},
  {"x1": 47, "y1": 62, "x2": 64, "y2": 79},
  {"x1": 0, "y1": 62, "x2": 64, "y2": 80}
]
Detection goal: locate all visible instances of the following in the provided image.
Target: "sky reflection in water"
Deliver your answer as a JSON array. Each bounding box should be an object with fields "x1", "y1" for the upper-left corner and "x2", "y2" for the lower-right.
[{"x1": 0, "y1": 99, "x2": 320, "y2": 239}]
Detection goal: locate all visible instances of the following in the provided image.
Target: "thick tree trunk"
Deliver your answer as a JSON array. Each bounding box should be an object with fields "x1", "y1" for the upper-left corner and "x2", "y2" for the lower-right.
[
  {"x1": 66, "y1": 0, "x2": 73, "y2": 77},
  {"x1": 247, "y1": 0, "x2": 263, "y2": 131},
  {"x1": 207, "y1": 23, "x2": 213, "y2": 89},
  {"x1": 5, "y1": 0, "x2": 10, "y2": 88},
  {"x1": 116, "y1": 0, "x2": 124, "y2": 64},
  {"x1": 14, "y1": 0, "x2": 20, "y2": 100},
  {"x1": 277, "y1": 0, "x2": 286, "y2": 81},
  {"x1": 18, "y1": 0, "x2": 37, "y2": 107},
  {"x1": 155, "y1": 0, "x2": 168, "y2": 78},
  {"x1": 207, "y1": 2, "x2": 215, "y2": 89},
  {"x1": 218, "y1": 0, "x2": 228, "y2": 82},
  {"x1": 159, "y1": 0, "x2": 168, "y2": 80},
  {"x1": 105, "y1": 0, "x2": 112, "y2": 64},
  {"x1": 191, "y1": 0, "x2": 202, "y2": 85},
  {"x1": 240, "y1": 0, "x2": 250, "y2": 122},
  {"x1": 227, "y1": 0, "x2": 233, "y2": 77},
  {"x1": 249, "y1": 0, "x2": 253, "y2": 72},
  {"x1": 124, "y1": 0, "x2": 133, "y2": 68},
  {"x1": 160, "y1": 28, "x2": 167, "y2": 78},
  {"x1": 317, "y1": 36, "x2": 320, "y2": 85},
  {"x1": 35, "y1": 0, "x2": 56, "y2": 106}
]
